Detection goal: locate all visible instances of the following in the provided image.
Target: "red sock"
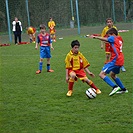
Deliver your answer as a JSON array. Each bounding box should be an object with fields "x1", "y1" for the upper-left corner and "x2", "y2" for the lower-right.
[
  {"x1": 69, "y1": 82, "x2": 74, "y2": 91},
  {"x1": 90, "y1": 83, "x2": 98, "y2": 90},
  {"x1": 86, "y1": 80, "x2": 98, "y2": 90}
]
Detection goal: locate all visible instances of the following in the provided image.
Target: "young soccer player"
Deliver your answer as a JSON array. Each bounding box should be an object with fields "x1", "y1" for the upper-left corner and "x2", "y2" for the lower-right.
[
  {"x1": 65, "y1": 40, "x2": 101, "y2": 96},
  {"x1": 48, "y1": 17, "x2": 56, "y2": 42},
  {"x1": 35, "y1": 24, "x2": 54, "y2": 74},
  {"x1": 101, "y1": 18, "x2": 118, "y2": 63},
  {"x1": 101, "y1": 18, "x2": 126, "y2": 71},
  {"x1": 90, "y1": 28, "x2": 128, "y2": 96},
  {"x1": 27, "y1": 26, "x2": 36, "y2": 43}
]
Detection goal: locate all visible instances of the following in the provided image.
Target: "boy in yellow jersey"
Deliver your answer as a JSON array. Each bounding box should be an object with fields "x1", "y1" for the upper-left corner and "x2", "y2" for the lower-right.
[
  {"x1": 101, "y1": 18, "x2": 118, "y2": 64},
  {"x1": 27, "y1": 26, "x2": 36, "y2": 43},
  {"x1": 48, "y1": 17, "x2": 56, "y2": 42},
  {"x1": 65, "y1": 40, "x2": 101, "y2": 96}
]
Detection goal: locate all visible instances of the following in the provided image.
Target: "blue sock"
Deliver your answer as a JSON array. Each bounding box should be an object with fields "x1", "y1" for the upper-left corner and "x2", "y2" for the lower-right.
[
  {"x1": 39, "y1": 62, "x2": 43, "y2": 71},
  {"x1": 103, "y1": 76, "x2": 116, "y2": 88},
  {"x1": 114, "y1": 77, "x2": 125, "y2": 90},
  {"x1": 47, "y1": 64, "x2": 50, "y2": 71}
]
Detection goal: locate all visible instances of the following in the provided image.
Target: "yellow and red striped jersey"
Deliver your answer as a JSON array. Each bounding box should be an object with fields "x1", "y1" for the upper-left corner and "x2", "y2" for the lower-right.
[{"x1": 65, "y1": 50, "x2": 90, "y2": 70}]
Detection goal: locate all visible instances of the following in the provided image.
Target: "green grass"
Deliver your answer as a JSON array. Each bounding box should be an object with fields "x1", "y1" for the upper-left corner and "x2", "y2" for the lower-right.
[{"x1": 0, "y1": 30, "x2": 132, "y2": 133}]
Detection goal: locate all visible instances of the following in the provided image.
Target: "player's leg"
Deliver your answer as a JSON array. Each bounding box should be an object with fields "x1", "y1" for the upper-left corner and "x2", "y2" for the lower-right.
[
  {"x1": 36, "y1": 47, "x2": 45, "y2": 74},
  {"x1": 110, "y1": 70, "x2": 128, "y2": 93},
  {"x1": 83, "y1": 77, "x2": 101, "y2": 94},
  {"x1": 99, "y1": 63, "x2": 121, "y2": 96},
  {"x1": 66, "y1": 71, "x2": 76, "y2": 96},
  {"x1": 36, "y1": 58, "x2": 43, "y2": 74},
  {"x1": 46, "y1": 46, "x2": 54, "y2": 72},
  {"x1": 46, "y1": 58, "x2": 54, "y2": 72}
]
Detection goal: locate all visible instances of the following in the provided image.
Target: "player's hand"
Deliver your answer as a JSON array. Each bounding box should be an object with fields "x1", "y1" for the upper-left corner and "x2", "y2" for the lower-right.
[
  {"x1": 51, "y1": 47, "x2": 54, "y2": 50},
  {"x1": 35, "y1": 45, "x2": 38, "y2": 50},
  {"x1": 89, "y1": 35, "x2": 97, "y2": 39},
  {"x1": 89, "y1": 72, "x2": 95, "y2": 77},
  {"x1": 66, "y1": 77, "x2": 69, "y2": 83}
]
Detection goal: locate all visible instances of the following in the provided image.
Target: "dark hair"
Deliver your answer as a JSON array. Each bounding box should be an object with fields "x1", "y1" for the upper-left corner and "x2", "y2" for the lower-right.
[
  {"x1": 40, "y1": 24, "x2": 46, "y2": 29},
  {"x1": 106, "y1": 18, "x2": 113, "y2": 23},
  {"x1": 106, "y1": 28, "x2": 118, "y2": 36},
  {"x1": 71, "y1": 40, "x2": 80, "y2": 48}
]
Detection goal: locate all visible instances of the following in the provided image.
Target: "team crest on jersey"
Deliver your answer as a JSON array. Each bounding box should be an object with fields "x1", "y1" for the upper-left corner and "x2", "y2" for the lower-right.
[
  {"x1": 80, "y1": 59, "x2": 83, "y2": 63},
  {"x1": 46, "y1": 35, "x2": 49, "y2": 40}
]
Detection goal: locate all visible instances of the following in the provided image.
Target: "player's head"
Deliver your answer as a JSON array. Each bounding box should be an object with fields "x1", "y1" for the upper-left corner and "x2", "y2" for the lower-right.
[
  {"x1": 40, "y1": 24, "x2": 46, "y2": 33},
  {"x1": 49, "y1": 17, "x2": 52, "y2": 21},
  {"x1": 106, "y1": 18, "x2": 113, "y2": 28},
  {"x1": 71, "y1": 40, "x2": 80, "y2": 54},
  {"x1": 106, "y1": 28, "x2": 118, "y2": 36}
]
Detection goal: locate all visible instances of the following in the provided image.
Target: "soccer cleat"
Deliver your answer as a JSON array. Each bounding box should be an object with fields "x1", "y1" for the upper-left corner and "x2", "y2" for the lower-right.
[
  {"x1": 66, "y1": 90, "x2": 73, "y2": 96},
  {"x1": 121, "y1": 66, "x2": 126, "y2": 72},
  {"x1": 109, "y1": 87, "x2": 121, "y2": 96},
  {"x1": 47, "y1": 69, "x2": 54, "y2": 72},
  {"x1": 96, "y1": 89, "x2": 102, "y2": 94},
  {"x1": 116, "y1": 89, "x2": 128, "y2": 94},
  {"x1": 53, "y1": 39, "x2": 56, "y2": 42},
  {"x1": 36, "y1": 70, "x2": 41, "y2": 74}
]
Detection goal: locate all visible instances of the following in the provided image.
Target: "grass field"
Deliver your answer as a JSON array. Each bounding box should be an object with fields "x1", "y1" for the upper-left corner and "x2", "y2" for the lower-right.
[{"x1": 0, "y1": 27, "x2": 132, "y2": 132}]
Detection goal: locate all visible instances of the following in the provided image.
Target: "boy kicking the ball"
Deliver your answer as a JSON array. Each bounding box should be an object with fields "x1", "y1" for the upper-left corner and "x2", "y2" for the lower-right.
[
  {"x1": 90, "y1": 28, "x2": 128, "y2": 96},
  {"x1": 65, "y1": 40, "x2": 101, "y2": 96}
]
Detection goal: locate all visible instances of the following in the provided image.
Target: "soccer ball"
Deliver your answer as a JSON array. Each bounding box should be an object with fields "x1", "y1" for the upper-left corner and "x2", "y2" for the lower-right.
[{"x1": 86, "y1": 88, "x2": 97, "y2": 99}]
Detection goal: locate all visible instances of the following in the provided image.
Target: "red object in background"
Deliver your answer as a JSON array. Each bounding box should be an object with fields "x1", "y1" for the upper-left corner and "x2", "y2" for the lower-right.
[
  {"x1": 0, "y1": 44, "x2": 10, "y2": 47},
  {"x1": 18, "y1": 42, "x2": 30, "y2": 45},
  {"x1": 91, "y1": 34, "x2": 101, "y2": 36}
]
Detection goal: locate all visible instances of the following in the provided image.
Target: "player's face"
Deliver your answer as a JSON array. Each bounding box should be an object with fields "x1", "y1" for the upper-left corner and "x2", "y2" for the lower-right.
[
  {"x1": 40, "y1": 28, "x2": 46, "y2": 34},
  {"x1": 106, "y1": 20, "x2": 113, "y2": 28},
  {"x1": 72, "y1": 45, "x2": 79, "y2": 54}
]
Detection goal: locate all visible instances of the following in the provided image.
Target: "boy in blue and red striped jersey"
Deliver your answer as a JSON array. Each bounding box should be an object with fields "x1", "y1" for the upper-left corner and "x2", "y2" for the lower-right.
[
  {"x1": 35, "y1": 24, "x2": 54, "y2": 74},
  {"x1": 91, "y1": 28, "x2": 128, "y2": 96}
]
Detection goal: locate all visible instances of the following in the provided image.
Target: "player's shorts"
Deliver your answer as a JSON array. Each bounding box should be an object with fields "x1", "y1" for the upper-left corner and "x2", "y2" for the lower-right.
[
  {"x1": 50, "y1": 29, "x2": 55, "y2": 34},
  {"x1": 105, "y1": 43, "x2": 111, "y2": 54},
  {"x1": 69, "y1": 69, "x2": 87, "y2": 80},
  {"x1": 40, "y1": 46, "x2": 51, "y2": 58},
  {"x1": 102, "y1": 62, "x2": 121, "y2": 74}
]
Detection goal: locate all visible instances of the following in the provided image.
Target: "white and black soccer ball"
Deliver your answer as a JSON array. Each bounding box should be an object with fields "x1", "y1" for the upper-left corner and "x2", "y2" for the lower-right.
[{"x1": 86, "y1": 88, "x2": 97, "y2": 99}]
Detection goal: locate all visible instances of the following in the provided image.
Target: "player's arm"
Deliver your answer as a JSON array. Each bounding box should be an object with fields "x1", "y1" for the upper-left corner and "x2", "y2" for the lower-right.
[
  {"x1": 49, "y1": 36, "x2": 54, "y2": 50},
  {"x1": 50, "y1": 43, "x2": 54, "y2": 50},
  {"x1": 35, "y1": 36, "x2": 39, "y2": 49},
  {"x1": 84, "y1": 67, "x2": 95, "y2": 77},
  {"x1": 65, "y1": 69, "x2": 69, "y2": 83},
  {"x1": 91, "y1": 35, "x2": 108, "y2": 42}
]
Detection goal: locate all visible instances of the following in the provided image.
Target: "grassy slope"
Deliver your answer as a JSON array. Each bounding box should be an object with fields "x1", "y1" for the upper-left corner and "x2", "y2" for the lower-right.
[{"x1": 0, "y1": 30, "x2": 132, "y2": 133}]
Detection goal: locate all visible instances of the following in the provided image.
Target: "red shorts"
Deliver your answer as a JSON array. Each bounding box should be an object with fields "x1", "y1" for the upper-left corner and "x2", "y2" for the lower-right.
[
  {"x1": 69, "y1": 69, "x2": 87, "y2": 79},
  {"x1": 50, "y1": 28, "x2": 55, "y2": 34}
]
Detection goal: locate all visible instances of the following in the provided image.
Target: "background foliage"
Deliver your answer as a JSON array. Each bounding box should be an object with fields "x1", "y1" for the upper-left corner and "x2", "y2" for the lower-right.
[{"x1": 0, "y1": 0, "x2": 133, "y2": 32}]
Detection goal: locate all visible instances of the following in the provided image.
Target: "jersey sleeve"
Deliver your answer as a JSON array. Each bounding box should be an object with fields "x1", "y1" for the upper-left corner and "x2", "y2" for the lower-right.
[
  {"x1": 107, "y1": 36, "x2": 115, "y2": 44},
  {"x1": 65, "y1": 54, "x2": 72, "y2": 69}
]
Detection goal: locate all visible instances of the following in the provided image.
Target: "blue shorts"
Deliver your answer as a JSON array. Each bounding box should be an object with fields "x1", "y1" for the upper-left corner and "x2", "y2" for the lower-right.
[
  {"x1": 40, "y1": 46, "x2": 51, "y2": 58},
  {"x1": 102, "y1": 62, "x2": 121, "y2": 74}
]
